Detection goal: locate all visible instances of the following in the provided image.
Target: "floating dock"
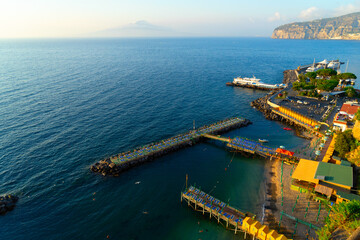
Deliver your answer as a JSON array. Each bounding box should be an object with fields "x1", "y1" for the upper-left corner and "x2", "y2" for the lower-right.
[
  {"x1": 91, "y1": 117, "x2": 251, "y2": 176},
  {"x1": 181, "y1": 186, "x2": 291, "y2": 239}
]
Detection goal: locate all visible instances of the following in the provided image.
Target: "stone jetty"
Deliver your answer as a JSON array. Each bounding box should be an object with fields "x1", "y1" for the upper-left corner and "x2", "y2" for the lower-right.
[{"x1": 91, "y1": 117, "x2": 251, "y2": 176}]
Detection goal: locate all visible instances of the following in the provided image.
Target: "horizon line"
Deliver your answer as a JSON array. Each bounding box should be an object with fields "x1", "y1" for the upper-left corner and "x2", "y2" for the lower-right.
[{"x1": 0, "y1": 36, "x2": 271, "y2": 40}]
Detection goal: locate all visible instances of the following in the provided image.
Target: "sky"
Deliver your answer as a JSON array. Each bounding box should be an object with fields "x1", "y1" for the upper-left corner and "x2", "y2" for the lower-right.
[{"x1": 0, "y1": 0, "x2": 360, "y2": 38}]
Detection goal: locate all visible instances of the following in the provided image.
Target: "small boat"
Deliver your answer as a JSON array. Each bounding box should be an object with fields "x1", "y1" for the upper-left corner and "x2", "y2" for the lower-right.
[
  {"x1": 258, "y1": 139, "x2": 269, "y2": 143},
  {"x1": 135, "y1": 181, "x2": 141, "y2": 185},
  {"x1": 283, "y1": 128, "x2": 292, "y2": 131},
  {"x1": 279, "y1": 146, "x2": 285, "y2": 149}
]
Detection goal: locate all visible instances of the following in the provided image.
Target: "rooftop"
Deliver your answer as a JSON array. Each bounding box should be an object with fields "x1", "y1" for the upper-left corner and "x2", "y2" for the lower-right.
[
  {"x1": 337, "y1": 191, "x2": 360, "y2": 201},
  {"x1": 292, "y1": 159, "x2": 319, "y2": 184},
  {"x1": 340, "y1": 102, "x2": 360, "y2": 116},
  {"x1": 292, "y1": 159, "x2": 354, "y2": 189},
  {"x1": 315, "y1": 162, "x2": 353, "y2": 188}
]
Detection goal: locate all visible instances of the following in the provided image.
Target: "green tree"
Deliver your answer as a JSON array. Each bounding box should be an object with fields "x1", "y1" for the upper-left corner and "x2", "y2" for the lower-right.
[
  {"x1": 338, "y1": 72, "x2": 357, "y2": 80},
  {"x1": 345, "y1": 87, "x2": 356, "y2": 98},
  {"x1": 335, "y1": 130, "x2": 356, "y2": 158},
  {"x1": 317, "y1": 79, "x2": 339, "y2": 91},
  {"x1": 356, "y1": 109, "x2": 360, "y2": 121},
  {"x1": 303, "y1": 83, "x2": 316, "y2": 90},
  {"x1": 298, "y1": 74, "x2": 307, "y2": 82},
  {"x1": 292, "y1": 81, "x2": 301, "y2": 91},
  {"x1": 305, "y1": 72, "x2": 317, "y2": 79},
  {"x1": 316, "y1": 69, "x2": 338, "y2": 78}
]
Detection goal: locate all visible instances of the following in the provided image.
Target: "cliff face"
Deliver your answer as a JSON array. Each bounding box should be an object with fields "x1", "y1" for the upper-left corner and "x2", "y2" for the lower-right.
[{"x1": 272, "y1": 12, "x2": 360, "y2": 40}]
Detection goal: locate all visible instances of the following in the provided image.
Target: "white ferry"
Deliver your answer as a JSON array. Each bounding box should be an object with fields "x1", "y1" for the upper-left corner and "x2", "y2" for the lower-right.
[{"x1": 227, "y1": 76, "x2": 286, "y2": 90}]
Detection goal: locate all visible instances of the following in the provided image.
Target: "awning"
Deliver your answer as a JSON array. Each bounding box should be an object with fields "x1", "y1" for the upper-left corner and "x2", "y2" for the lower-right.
[
  {"x1": 315, "y1": 184, "x2": 333, "y2": 197},
  {"x1": 276, "y1": 148, "x2": 294, "y2": 156}
]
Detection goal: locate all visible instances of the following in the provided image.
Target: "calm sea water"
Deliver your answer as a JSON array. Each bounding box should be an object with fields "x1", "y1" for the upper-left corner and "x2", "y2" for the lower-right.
[{"x1": 0, "y1": 38, "x2": 359, "y2": 240}]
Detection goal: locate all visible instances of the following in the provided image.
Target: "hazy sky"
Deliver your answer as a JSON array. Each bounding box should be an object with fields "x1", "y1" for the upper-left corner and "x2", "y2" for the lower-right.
[{"x1": 0, "y1": 0, "x2": 360, "y2": 38}]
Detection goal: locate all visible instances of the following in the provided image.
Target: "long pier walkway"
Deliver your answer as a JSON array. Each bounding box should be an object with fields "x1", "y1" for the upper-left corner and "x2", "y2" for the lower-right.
[
  {"x1": 91, "y1": 117, "x2": 251, "y2": 176},
  {"x1": 202, "y1": 134, "x2": 299, "y2": 164},
  {"x1": 181, "y1": 186, "x2": 290, "y2": 239}
]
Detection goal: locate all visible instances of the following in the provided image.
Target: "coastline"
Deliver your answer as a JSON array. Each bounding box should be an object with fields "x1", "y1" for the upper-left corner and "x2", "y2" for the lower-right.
[{"x1": 262, "y1": 134, "x2": 330, "y2": 239}]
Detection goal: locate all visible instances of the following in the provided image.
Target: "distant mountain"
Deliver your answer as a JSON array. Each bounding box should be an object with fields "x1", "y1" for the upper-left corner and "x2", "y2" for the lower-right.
[
  {"x1": 272, "y1": 12, "x2": 360, "y2": 40},
  {"x1": 88, "y1": 20, "x2": 180, "y2": 37}
]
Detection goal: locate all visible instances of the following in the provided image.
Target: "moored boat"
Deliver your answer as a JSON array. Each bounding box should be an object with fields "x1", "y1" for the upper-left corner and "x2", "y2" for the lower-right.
[
  {"x1": 258, "y1": 139, "x2": 269, "y2": 143},
  {"x1": 283, "y1": 127, "x2": 292, "y2": 131},
  {"x1": 226, "y1": 75, "x2": 286, "y2": 90}
]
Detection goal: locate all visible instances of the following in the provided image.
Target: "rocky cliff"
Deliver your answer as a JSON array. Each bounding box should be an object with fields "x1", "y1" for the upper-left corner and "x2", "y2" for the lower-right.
[{"x1": 272, "y1": 12, "x2": 360, "y2": 40}]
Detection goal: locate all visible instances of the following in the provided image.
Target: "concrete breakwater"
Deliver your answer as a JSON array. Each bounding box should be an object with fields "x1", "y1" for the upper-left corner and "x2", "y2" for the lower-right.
[
  {"x1": 250, "y1": 69, "x2": 298, "y2": 120},
  {"x1": 91, "y1": 117, "x2": 251, "y2": 176},
  {"x1": 0, "y1": 195, "x2": 18, "y2": 215},
  {"x1": 250, "y1": 69, "x2": 314, "y2": 137},
  {"x1": 251, "y1": 92, "x2": 281, "y2": 121}
]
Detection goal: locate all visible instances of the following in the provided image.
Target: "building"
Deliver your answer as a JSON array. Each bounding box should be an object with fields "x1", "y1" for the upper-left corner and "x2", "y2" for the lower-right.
[
  {"x1": 333, "y1": 102, "x2": 360, "y2": 131},
  {"x1": 250, "y1": 221, "x2": 262, "y2": 236},
  {"x1": 291, "y1": 159, "x2": 356, "y2": 202},
  {"x1": 258, "y1": 225, "x2": 270, "y2": 240},
  {"x1": 339, "y1": 102, "x2": 360, "y2": 120},
  {"x1": 333, "y1": 114, "x2": 348, "y2": 131},
  {"x1": 242, "y1": 217, "x2": 254, "y2": 233}
]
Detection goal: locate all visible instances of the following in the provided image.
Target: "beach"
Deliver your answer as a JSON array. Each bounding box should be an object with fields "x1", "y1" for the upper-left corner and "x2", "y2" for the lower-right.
[{"x1": 263, "y1": 147, "x2": 330, "y2": 239}]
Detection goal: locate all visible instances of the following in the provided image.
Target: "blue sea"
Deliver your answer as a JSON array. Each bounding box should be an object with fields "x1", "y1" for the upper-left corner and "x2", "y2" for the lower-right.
[{"x1": 0, "y1": 38, "x2": 359, "y2": 240}]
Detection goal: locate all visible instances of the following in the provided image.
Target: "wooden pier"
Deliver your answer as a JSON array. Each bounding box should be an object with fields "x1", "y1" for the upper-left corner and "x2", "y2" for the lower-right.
[
  {"x1": 181, "y1": 186, "x2": 291, "y2": 240},
  {"x1": 91, "y1": 117, "x2": 251, "y2": 176},
  {"x1": 202, "y1": 134, "x2": 299, "y2": 164}
]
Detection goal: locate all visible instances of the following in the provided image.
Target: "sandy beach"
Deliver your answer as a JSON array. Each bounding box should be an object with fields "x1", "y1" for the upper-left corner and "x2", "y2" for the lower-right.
[
  {"x1": 262, "y1": 157, "x2": 330, "y2": 240},
  {"x1": 260, "y1": 131, "x2": 331, "y2": 239}
]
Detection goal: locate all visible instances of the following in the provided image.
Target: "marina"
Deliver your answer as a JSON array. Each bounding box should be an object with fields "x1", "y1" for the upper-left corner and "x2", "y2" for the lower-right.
[
  {"x1": 297, "y1": 59, "x2": 344, "y2": 73},
  {"x1": 91, "y1": 117, "x2": 251, "y2": 176}
]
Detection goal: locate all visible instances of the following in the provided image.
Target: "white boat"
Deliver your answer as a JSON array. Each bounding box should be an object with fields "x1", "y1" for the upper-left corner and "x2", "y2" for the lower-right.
[
  {"x1": 327, "y1": 60, "x2": 340, "y2": 70},
  {"x1": 306, "y1": 58, "x2": 319, "y2": 72},
  {"x1": 232, "y1": 76, "x2": 285, "y2": 89},
  {"x1": 233, "y1": 76, "x2": 261, "y2": 85},
  {"x1": 258, "y1": 139, "x2": 269, "y2": 143}
]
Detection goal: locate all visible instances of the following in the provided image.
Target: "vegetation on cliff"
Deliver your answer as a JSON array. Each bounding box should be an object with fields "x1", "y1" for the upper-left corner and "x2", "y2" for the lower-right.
[
  {"x1": 345, "y1": 110, "x2": 360, "y2": 166},
  {"x1": 272, "y1": 12, "x2": 360, "y2": 40},
  {"x1": 317, "y1": 200, "x2": 360, "y2": 240},
  {"x1": 335, "y1": 130, "x2": 357, "y2": 158}
]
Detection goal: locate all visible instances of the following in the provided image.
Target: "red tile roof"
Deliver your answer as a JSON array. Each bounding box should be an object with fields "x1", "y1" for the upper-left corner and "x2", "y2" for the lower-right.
[{"x1": 340, "y1": 103, "x2": 360, "y2": 116}]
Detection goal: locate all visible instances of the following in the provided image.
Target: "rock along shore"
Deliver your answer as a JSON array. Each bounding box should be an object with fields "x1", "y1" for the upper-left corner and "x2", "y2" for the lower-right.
[
  {"x1": 0, "y1": 194, "x2": 18, "y2": 215},
  {"x1": 250, "y1": 70, "x2": 312, "y2": 138}
]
